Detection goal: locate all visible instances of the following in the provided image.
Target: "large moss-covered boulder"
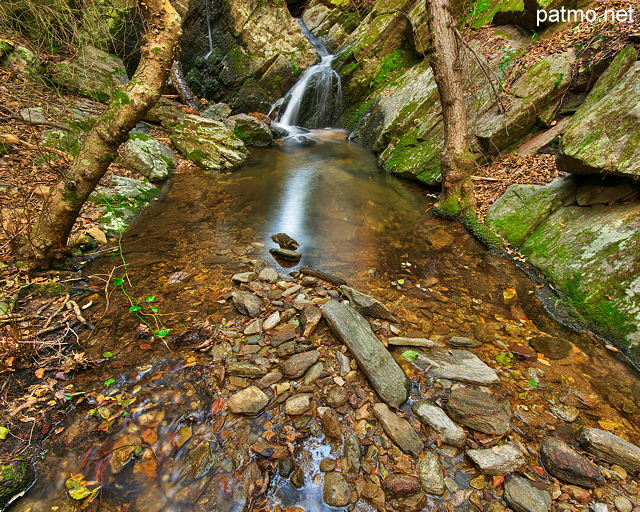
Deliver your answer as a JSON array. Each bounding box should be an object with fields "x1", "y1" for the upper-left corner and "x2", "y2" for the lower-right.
[
  {"x1": 487, "y1": 178, "x2": 640, "y2": 364},
  {"x1": 486, "y1": 176, "x2": 577, "y2": 245},
  {"x1": 475, "y1": 51, "x2": 575, "y2": 153},
  {"x1": 168, "y1": 114, "x2": 248, "y2": 171},
  {"x1": 51, "y1": 45, "x2": 127, "y2": 101},
  {"x1": 557, "y1": 48, "x2": 640, "y2": 178},
  {"x1": 0, "y1": 42, "x2": 42, "y2": 80},
  {"x1": 181, "y1": 0, "x2": 316, "y2": 112},
  {"x1": 118, "y1": 134, "x2": 177, "y2": 183},
  {"x1": 0, "y1": 460, "x2": 35, "y2": 508},
  {"x1": 225, "y1": 114, "x2": 273, "y2": 147}
]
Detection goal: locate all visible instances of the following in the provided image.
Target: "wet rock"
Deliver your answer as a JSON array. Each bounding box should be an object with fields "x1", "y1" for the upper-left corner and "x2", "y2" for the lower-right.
[
  {"x1": 539, "y1": 436, "x2": 604, "y2": 488},
  {"x1": 270, "y1": 248, "x2": 302, "y2": 261},
  {"x1": 232, "y1": 290, "x2": 262, "y2": 318},
  {"x1": 276, "y1": 340, "x2": 295, "y2": 357},
  {"x1": 339, "y1": 285, "x2": 397, "y2": 322},
  {"x1": 529, "y1": 336, "x2": 572, "y2": 360},
  {"x1": 449, "y1": 336, "x2": 482, "y2": 348},
  {"x1": 226, "y1": 362, "x2": 266, "y2": 378},
  {"x1": 226, "y1": 113, "x2": 273, "y2": 147},
  {"x1": 503, "y1": 475, "x2": 552, "y2": 512},
  {"x1": 382, "y1": 474, "x2": 421, "y2": 497},
  {"x1": 250, "y1": 441, "x2": 288, "y2": 459},
  {"x1": 412, "y1": 400, "x2": 466, "y2": 447},
  {"x1": 243, "y1": 319, "x2": 263, "y2": 335},
  {"x1": 320, "y1": 458, "x2": 336, "y2": 472},
  {"x1": 446, "y1": 388, "x2": 511, "y2": 436},
  {"x1": 169, "y1": 115, "x2": 248, "y2": 171},
  {"x1": 427, "y1": 228, "x2": 454, "y2": 250},
  {"x1": 321, "y1": 408, "x2": 343, "y2": 439},
  {"x1": 579, "y1": 428, "x2": 640, "y2": 472},
  {"x1": 210, "y1": 341, "x2": 233, "y2": 362},
  {"x1": 343, "y1": 434, "x2": 362, "y2": 474},
  {"x1": 201, "y1": 102, "x2": 231, "y2": 121},
  {"x1": 388, "y1": 337, "x2": 435, "y2": 347},
  {"x1": 323, "y1": 300, "x2": 410, "y2": 409},
  {"x1": 415, "y1": 348, "x2": 500, "y2": 386},
  {"x1": 510, "y1": 344, "x2": 538, "y2": 361},
  {"x1": 271, "y1": 232, "x2": 300, "y2": 249},
  {"x1": 614, "y1": 496, "x2": 633, "y2": 512},
  {"x1": 263, "y1": 311, "x2": 280, "y2": 331},
  {"x1": 290, "y1": 467, "x2": 305, "y2": 489},
  {"x1": 227, "y1": 386, "x2": 269, "y2": 415},
  {"x1": 258, "y1": 267, "x2": 279, "y2": 283},
  {"x1": 474, "y1": 323, "x2": 497, "y2": 343},
  {"x1": 256, "y1": 371, "x2": 283, "y2": 389},
  {"x1": 303, "y1": 361, "x2": 324, "y2": 385},
  {"x1": 232, "y1": 271, "x2": 257, "y2": 283},
  {"x1": 467, "y1": 444, "x2": 526, "y2": 476},
  {"x1": 323, "y1": 472, "x2": 351, "y2": 507},
  {"x1": 0, "y1": 460, "x2": 35, "y2": 508},
  {"x1": 110, "y1": 434, "x2": 141, "y2": 473},
  {"x1": 326, "y1": 385, "x2": 349, "y2": 408},
  {"x1": 419, "y1": 448, "x2": 445, "y2": 496},
  {"x1": 282, "y1": 350, "x2": 320, "y2": 378},
  {"x1": 549, "y1": 403, "x2": 579, "y2": 423},
  {"x1": 300, "y1": 305, "x2": 322, "y2": 337},
  {"x1": 281, "y1": 284, "x2": 302, "y2": 297},
  {"x1": 284, "y1": 394, "x2": 312, "y2": 415},
  {"x1": 373, "y1": 403, "x2": 423, "y2": 457}
]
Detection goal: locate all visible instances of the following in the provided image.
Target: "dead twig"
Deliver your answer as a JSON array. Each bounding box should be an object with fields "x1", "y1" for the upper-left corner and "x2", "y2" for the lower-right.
[{"x1": 0, "y1": 131, "x2": 72, "y2": 161}]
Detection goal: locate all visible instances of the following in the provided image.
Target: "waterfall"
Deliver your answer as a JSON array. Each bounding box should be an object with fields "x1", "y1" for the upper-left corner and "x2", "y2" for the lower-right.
[
  {"x1": 204, "y1": 0, "x2": 214, "y2": 59},
  {"x1": 270, "y1": 20, "x2": 342, "y2": 136}
]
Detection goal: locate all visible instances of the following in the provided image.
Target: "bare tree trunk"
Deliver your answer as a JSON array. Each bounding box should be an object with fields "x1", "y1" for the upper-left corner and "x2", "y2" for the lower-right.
[
  {"x1": 17, "y1": 0, "x2": 182, "y2": 269},
  {"x1": 171, "y1": 60, "x2": 201, "y2": 112},
  {"x1": 426, "y1": 0, "x2": 476, "y2": 218}
]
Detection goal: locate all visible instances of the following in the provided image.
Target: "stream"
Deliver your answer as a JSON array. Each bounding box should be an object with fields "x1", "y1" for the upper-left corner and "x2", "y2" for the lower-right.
[{"x1": 11, "y1": 132, "x2": 640, "y2": 512}]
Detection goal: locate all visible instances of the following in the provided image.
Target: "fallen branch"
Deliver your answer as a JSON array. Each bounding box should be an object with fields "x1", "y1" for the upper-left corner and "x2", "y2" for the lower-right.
[
  {"x1": 471, "y1": 175, "x2": 502, "y2": 182},
  {"x1": 0, "y1": 132, "x2": 73, "y2": 161}
]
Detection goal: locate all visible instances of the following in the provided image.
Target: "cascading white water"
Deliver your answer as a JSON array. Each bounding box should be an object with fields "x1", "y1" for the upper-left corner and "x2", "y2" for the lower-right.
[{"x1": 270, "y1": 20, "x2": 342, "y2": 136}]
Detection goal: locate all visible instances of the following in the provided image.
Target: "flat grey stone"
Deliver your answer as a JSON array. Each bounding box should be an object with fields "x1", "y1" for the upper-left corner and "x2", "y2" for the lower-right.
[
  {"x1": 232, "y1": 290, "x2": 262, "y2": 317},
  {"x1": 415, "y1": 348, "x2": 500, "y2": 385},
  {"x1": 412, "y1": 400, "x2": 466, "y2": 447},
  {"x1": 446, "y1": 388, "x2": 511, "y2": 436},
  {"x1": 579, "y1": 428, "x2": 640, "y2": 472},
  {"x1": 467, "y1": 444, "x2": 526, "y2": 476},
  {"x1": 339, "y1": 285, "x2": 397, "y2": 322},
  {"x1": 373, "y1": 402, "x2": 423, "y2": 457},
  {"x1": 539, "y1": 436, "x2": 604, "y2": 488},
  {"x1": 419, "y1": 448, "x2": 445, "y2": 495},
  {"x1": 323, "y1": 300, "x2": 409, "y2": 408},
  {"x1": 503, "y1": 474, "x2": 552, "y2": 512}
]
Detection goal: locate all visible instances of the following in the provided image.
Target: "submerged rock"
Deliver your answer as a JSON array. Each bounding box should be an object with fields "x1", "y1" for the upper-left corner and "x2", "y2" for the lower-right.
[
  {"x1": 323, "y1": 471, "x2": 351, "y2": 507},
  {"x1": 227, "y1": 386, "x2": 269, "y2": 415},
  {"x1": 466, "y1": 444, "x2": 526, "y2": 476},
  {"x1": 503, "y1": 474, "x2": 552, "y2": 512},
  {"x1": 446, "y1": 388, "x2": 511, "y2": 436},
  {"x1": 372, "y1": 402, "x2": 423, "y2": 457},
  {"x1": 339, "y1": 285, "x2": 397, "y2": 322},
  {"x1": 412, "y1": 400, "x2": 466, "y2": 447},
  {"x1": 323, "y1": 300, "x2": 410, "y2": 408},
  {"x1": 579, "y1": 428, "x2": 640, "y2": 473},
  {"x1": 418, "y1": 448, "x2": 445, "y2": 496},
  {"x1": 415, "y1": 348, "x2": 500, "y2": 386},
  {"x1": 529, "y1": 336, "x2": 572, "y2": 360},
  {"x1": 539, "y1": 436, "x2": 604, "y2": 488}
]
